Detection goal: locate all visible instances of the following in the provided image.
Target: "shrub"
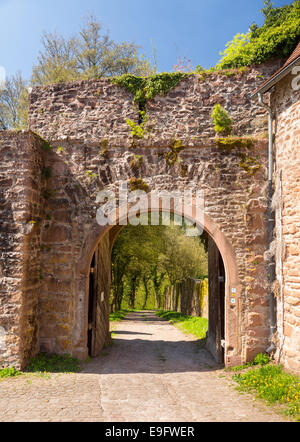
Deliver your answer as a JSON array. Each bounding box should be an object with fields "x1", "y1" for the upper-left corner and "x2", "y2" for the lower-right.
[
  {"x1": 253, "y1": 352, "x2": 270, "y2": 366},
  {"x1": 211, "y1": 104, "x2": 233, "y2": 136}
]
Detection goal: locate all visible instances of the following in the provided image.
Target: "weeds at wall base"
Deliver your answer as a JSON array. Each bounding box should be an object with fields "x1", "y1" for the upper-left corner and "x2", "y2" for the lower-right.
[
  {"x1": 231, "y1": 363, "x2": 300, "y2": 420},
  {"x1": 0, "y1": 366, "x2": 21, "y2": 378}
]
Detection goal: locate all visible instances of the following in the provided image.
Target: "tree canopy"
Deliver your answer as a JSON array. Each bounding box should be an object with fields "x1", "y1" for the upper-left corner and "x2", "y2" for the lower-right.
[
  {"x1": 215, "y1": 0, "x2": 300, "y2": 69},
  {"x1": 0, "y1": 73, "x2": 28, "y2": 131},
  {"x1": 31, "y1": 15, "x2": 155, "y2": 87},
  {"x1": 0, "y1": 15, "x2": 155, "y2": 130}
]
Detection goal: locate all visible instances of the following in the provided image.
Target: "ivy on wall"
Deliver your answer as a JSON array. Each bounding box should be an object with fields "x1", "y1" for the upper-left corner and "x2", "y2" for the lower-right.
[{"x1": 110, "y1": 72, "x2": 188, "y2": 110}]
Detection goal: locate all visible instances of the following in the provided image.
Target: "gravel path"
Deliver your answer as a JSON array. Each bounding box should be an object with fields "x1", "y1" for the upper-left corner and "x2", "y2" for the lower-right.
[{"x1": 0, "y1": 311, "x2": 288, "y2": 422}]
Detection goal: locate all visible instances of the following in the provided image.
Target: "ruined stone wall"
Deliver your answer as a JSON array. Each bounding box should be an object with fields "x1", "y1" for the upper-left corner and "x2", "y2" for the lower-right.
[
  {"x1": 272, "y1": 71, "x2": 300, "y2": 373},
  {"x1": 28, "y1": 63, "x2": 282, "y2": 147},
  {"x1": 0, "y1": 132, "x2": 44, "y2": 369},
  {"x1": 0, "y1": 62, "x2": 284, "y2": 368}
]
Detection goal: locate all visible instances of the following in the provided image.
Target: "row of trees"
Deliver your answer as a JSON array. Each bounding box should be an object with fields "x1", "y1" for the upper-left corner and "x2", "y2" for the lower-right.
[{"x1": 110, "y1": 220, "x2": 208, "y2": 312}]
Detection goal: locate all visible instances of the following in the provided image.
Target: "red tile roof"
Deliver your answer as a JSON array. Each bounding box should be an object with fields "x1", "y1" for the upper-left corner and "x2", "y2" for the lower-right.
[
  {"x1": 252, "y1": 41, "x2": 300, "y2": 96},
  {"x1": 282, "y1": 41, "x2": 300, "y2": 68}
]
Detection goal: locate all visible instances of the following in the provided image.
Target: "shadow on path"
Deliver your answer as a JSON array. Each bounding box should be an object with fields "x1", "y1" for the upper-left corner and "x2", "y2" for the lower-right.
[{"x1": 83, "y1": 311, "x2": 222, "y2": 375}]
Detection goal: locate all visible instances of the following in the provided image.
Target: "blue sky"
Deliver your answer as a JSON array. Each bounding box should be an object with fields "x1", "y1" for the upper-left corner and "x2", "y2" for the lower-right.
[{"x1": 0, "y1": 0, "x2": 292, "y2": 80}]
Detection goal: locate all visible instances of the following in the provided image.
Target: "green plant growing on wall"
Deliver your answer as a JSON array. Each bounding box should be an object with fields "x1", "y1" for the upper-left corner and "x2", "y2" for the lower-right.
[
  {"x1": 239, "y1": 154, "x2": 261, "y2": 176},
  {"x1": 99, "y1": 139, "x2": 109, "y2": 158},
  {"x1": 195, "y1": 65, "x2": 250, "y2": 82},
  {"x1": 215, "y1": 136, "x2": 261, "y2": 176},
  {"x1": 85, "y1": 170, "x2": 98, "y2": 181},
  {"x1": 126, "y1": 111, "x2": 148, "y2": 140},
  {"x1": 41, "y1": 167, "x2": 52, "y2": 180},
  {"x1": 42, "y1": 189, "x2": 56, "y2": 200},
  {"x1": 180, "y1": 163, "x2": 188, "y2": 177},
  {"x1": 111, "y1": 72, "x2": 187, "y2": 110},
  {"x1": 42, "y1": 140, "x2": 52, "y2": 151},
  {"x1": 34, "y1": 133, "x2": 52, "y2": 152},
  {"x1": 211, "y1": 104, "x2": 233, "y2": 136},
  {"x1": 130, "y1": 154, "x2": 143, "y2": 171},
  {"x1": 215, "y1": 136, "x2": 255, "y2": 151},
  {"x1": 163, "y1": 139, "x2": 185, "y2": 168},
  {"x1": 129, "y1": 178, "x2": 149, "y2": 193}
]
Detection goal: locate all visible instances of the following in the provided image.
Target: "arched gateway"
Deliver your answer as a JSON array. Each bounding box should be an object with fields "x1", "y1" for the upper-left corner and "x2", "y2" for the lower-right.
[
  {"x1": 76, "y1": 204, "x2": 241, "y2": 366},
  {"x1": 0, "y1": 64, "x2": 280, "y2": 369}
]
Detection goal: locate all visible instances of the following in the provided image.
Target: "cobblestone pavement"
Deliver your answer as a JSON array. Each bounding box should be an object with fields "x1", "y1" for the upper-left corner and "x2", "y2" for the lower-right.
[{"x1": 0, "y1": 311, "x2": 289, "y2": 422}]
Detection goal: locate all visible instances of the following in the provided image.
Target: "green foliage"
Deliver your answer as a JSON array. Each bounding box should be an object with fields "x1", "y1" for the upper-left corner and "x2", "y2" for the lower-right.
[
  {"x1": 98, "y1": 139, "x2": 109, "y2": 158},
  {"x1": 0, "y1": 366, "x2": 21, "y2": 378},
  {"x1": 128, "y1": 177, "x2": 149, "y2": 192},
  {"x1": 40, "y1": 138, "x2": 52, "y2": 151},
  {"x1": 41, "y1": 167, "x2": 52, "y2": 180},
  {"x1": 85, "y1": 170, "x2": 98, "y2": 180},
  {"x1": 215, "y1": 136, "x2": 255, "y2": 150},
  {"x1": 156, "y1": 311, "x2": 208, "y2": 340},
  {"x1": 109, "y1": 310, "x2": 132, "y2": 322},
  {"x1": 111, "y1": 72, "x2": 187, "y2": 109},
  {"x1": 195, "y1": 65, "x2": 249, "y2": 81},
  {"x1": 233, "y1": 364, "x2": 300, "y2": 419},
  {"x1": 126, "y1": 111, "x2": 148, "y2": 139},
  {"x1": 163, "y1": 139, "x2": 185, "y2": 167},
  {"x1": 180, "y1": 163, "x2": 188, "y2": 177},
  {"x1": 130, "y1": 154, "x2": 143, "y2": 171},
  {"x1": 211, "y1": 104, "x2": 233, "y2": 136},
  {"x1": 239, "y1": 154, "x2": 261, "y2": 176},
  {"x1": 31, "y1": 15, "x2": 155, "y2": 87},
  {"x1": 25, "y1": 353, "x2": 81, "y2": 373},
  {"x1": 0, "y1": 72, "x2": 28, "y2": 131},
  {"x1": 215, "y1": 136, "x2": 261, "y2": 175},
  {"x1": 216, "y1": 1, "x2": 300, "y2": 69},
  {"x1": 111, "y1": 219, "x2": 208, "y2": 312},
  {"x1": 229, "y1": 352, "x2": 270, "y2": 372},
  {"x1": 253, "y1": 352, "x2": 271, "y2": 366}
]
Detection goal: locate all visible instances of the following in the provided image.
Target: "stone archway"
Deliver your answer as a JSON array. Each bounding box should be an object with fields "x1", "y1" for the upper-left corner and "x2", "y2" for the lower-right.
[
  {"x1": 1, "y1": 68, "x2": 277, "y2": 369},
  {"x1": 73, "y1": 204, "x2": 242, "y2": 367}
]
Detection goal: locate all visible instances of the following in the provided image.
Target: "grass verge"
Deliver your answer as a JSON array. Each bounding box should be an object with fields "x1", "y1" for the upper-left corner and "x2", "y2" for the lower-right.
[
  {"x1": 109, "y1": 309, "x2": 133, "y2": 322},
  {"x1": 155, "y1": 310, "x2": 208, "y2": 340},
  {"x1": 232, "y1": 364, "x2": 300, "y2": 421}
]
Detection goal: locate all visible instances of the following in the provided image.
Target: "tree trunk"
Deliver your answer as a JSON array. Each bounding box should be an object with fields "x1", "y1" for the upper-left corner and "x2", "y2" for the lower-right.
[{"x1": 142, "y1": 276, "x2": 150, "y2": 310}]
